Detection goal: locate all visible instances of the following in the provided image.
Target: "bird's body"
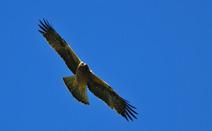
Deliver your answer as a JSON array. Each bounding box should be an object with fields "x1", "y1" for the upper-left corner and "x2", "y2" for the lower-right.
[
  {"x1": 76, "y1": 63, "x2": 90, "y2": 82},
  {"x1": 63, "y1": 62, "x2": 90, "y2": 104},
  {"x1": 38, "y1": 19, "x2": 138, "y2": 121}
]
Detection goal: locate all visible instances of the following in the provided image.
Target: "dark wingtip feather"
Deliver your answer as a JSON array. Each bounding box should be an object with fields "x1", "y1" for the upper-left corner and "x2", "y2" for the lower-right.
[
  {"x1": 125, "y1": 110, "x2": 133, "y2": 121},
  {"x1": 126, "y1": 105, "x2": 138, "y2": 115},
  {"x1": 126, "y1": 107, "x2": 137, "y2": 119},
  {"x1": 121, "y1": 101, "x2": 138, "y2": 121},
  {"x1": 126, "y1": 102, "x2": 136, "y2": 109},
  {"x1": 38, "y1": 19, "x2": 53, "y2": 35},
  {"x1": 122, "y1": 113, "x2": 129, "y2": 121}
]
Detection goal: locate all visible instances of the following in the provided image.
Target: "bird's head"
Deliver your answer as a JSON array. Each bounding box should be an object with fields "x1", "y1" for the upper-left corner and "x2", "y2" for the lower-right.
[{"x1": 80, "y1": 62, "x2": 89, "y2": 72}]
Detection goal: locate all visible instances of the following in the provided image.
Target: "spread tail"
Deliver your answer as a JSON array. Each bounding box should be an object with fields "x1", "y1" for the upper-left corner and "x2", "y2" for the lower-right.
[{"x1": 63, "y1": 76, "x2": 89, "y2": 104}]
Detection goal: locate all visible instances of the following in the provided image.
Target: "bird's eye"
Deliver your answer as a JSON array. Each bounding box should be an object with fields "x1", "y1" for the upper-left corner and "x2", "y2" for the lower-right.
[{"x1": 81, "y1": 63, "x2": 87, "y2": 67}]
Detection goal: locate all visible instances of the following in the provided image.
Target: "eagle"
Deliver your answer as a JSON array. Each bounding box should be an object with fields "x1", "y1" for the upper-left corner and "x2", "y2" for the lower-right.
[{"x1": 38, "y1": 19, "x2": 137, "y2": 121}]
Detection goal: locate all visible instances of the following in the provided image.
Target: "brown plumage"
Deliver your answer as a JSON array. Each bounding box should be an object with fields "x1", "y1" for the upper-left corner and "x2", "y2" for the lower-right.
[{"x1": 38, "y1": 19, "x2": 138, "y2": 121}]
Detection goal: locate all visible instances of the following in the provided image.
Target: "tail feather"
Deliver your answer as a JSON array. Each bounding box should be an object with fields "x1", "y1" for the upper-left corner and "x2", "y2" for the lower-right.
[{"x1": 63, "y1": 76, "x2": 89, "y2": 105}]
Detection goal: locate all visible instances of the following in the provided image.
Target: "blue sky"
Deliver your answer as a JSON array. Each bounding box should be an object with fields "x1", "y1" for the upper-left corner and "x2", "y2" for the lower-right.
[{"x1": 0, "y1": 0, "x2": 211, "y2": 130}]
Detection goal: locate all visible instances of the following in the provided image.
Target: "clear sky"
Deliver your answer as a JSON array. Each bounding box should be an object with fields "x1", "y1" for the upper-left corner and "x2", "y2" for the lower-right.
[{"x1": 0, "y1": 0, "x2": 211, "y2": 130}]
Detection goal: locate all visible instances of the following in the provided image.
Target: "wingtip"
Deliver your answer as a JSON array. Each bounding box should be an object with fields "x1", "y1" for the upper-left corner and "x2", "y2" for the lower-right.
[
  {"x1": 38, "y1": 18, "x2": 53, "y2": 34},
  {"x1": 121, "y1": 101, "x2": 138, "y2": 121}
]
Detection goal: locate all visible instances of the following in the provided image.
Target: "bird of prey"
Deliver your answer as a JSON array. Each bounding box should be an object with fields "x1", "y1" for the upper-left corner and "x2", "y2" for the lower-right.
[{"x1": 38, "y1": 19, "x2": 137, "y2": 121}]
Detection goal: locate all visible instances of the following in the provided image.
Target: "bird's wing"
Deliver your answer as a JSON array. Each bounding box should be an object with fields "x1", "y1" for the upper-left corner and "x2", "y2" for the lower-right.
[
  {"x1": 38, "y1": 19, "x2": 81, "y2": 74},
  {"x1": 87, "y1": 72, "x2": 137, "y2": 121}
]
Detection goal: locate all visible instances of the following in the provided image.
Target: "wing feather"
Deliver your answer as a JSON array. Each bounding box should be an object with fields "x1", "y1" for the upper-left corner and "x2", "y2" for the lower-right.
[
  {"x1": 87, "y1": 72, "x2": 138, "y2": 121},
  {"x1": 38, "y1": 19, "x2": 81, "y2": 74}
]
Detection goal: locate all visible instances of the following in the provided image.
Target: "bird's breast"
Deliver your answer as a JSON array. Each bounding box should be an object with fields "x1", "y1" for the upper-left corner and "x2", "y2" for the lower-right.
[{"x1": 75, "y1": 64, "x2": 90, "y2": 84}]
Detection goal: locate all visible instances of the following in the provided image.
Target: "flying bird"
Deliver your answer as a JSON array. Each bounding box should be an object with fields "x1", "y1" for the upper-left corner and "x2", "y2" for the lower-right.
[{"x1": 38, "y1": 19, "x2": 137, "y2": 121}]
